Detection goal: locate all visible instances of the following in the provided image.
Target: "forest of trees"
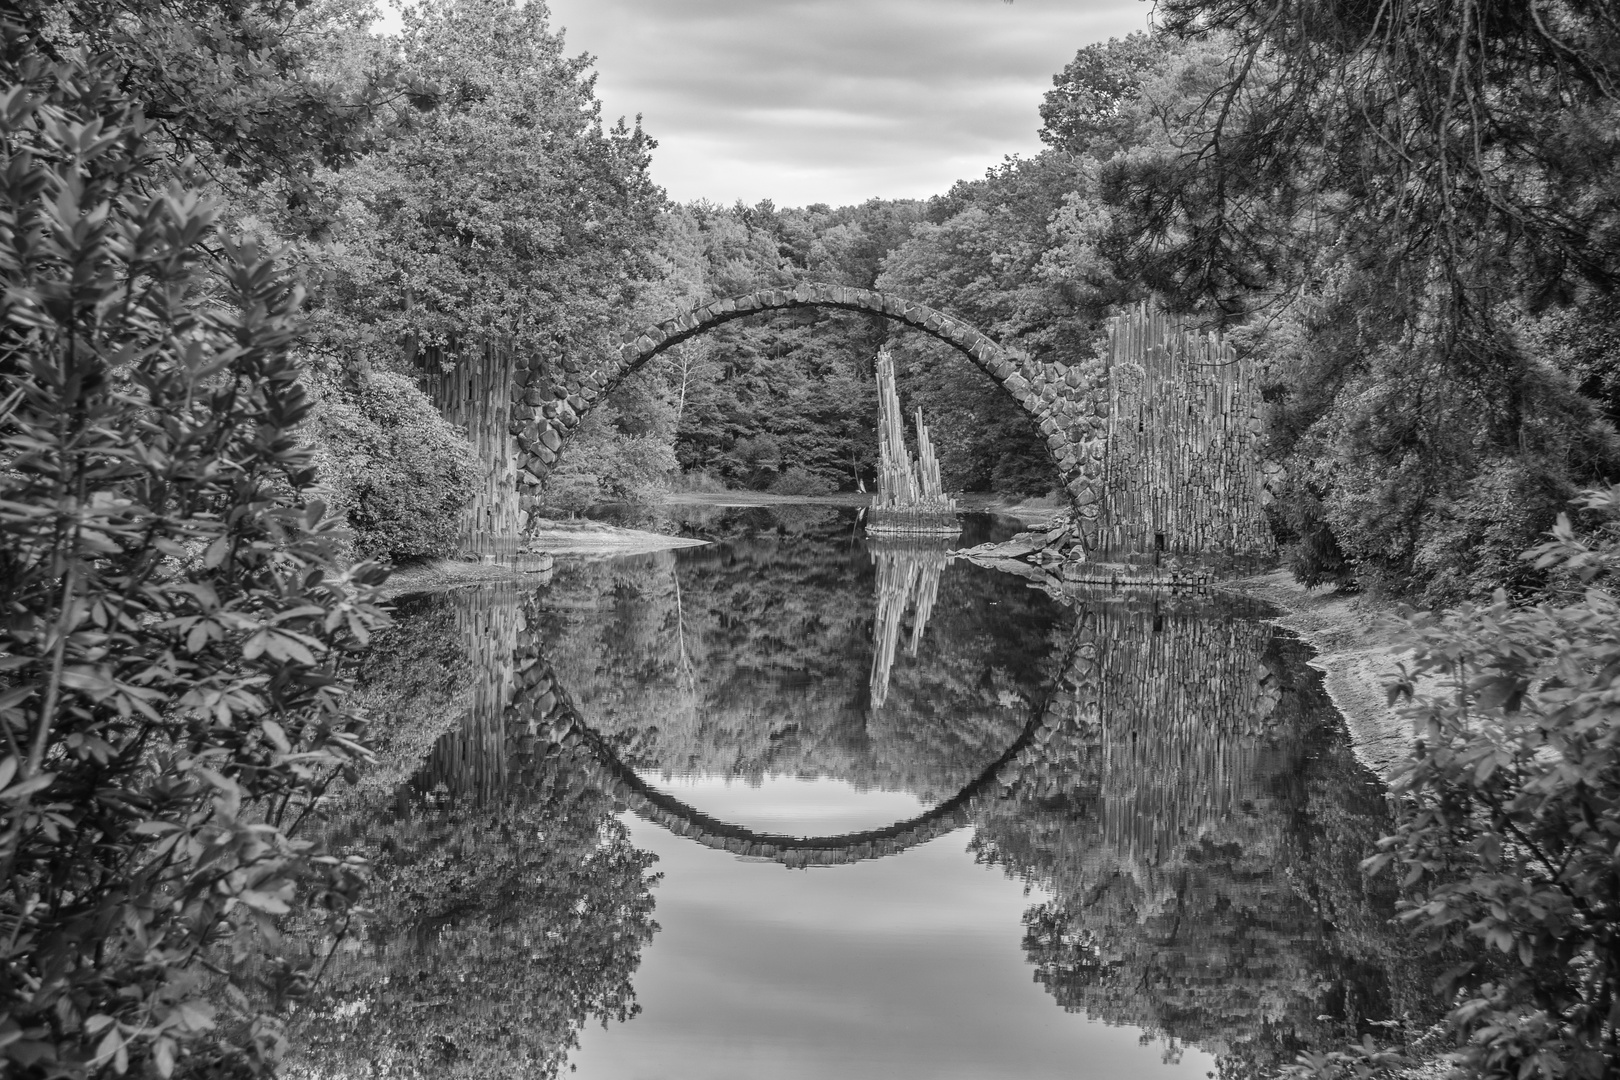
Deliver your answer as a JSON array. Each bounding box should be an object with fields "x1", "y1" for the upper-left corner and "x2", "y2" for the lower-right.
[
  {"x1": 6, "y1": 0, "x2": 1611, "y2": 600},
  {"x1": 3, "y1": 0, "x2": 1619, "y2": 1077}
]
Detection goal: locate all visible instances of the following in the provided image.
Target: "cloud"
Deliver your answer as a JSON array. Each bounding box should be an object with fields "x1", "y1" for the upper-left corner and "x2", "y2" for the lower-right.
[{"x1": 545, "y1": 0, "x2": 1152, "y2": 208}]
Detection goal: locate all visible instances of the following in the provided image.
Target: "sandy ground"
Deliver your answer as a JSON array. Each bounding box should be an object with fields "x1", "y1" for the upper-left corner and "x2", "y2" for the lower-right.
[
  {"x1": 657, "y1": 490, "x2": 870, "y2": 509},
  {"x1": 657, "y1": 490, "x2": 1068, "y2": 527},
  {"x1": 1223, "y1": 569, "x2": 1420, "y2": 782},
  {"x1": 378, "y1": 520, "x2": 707, "y2": 598},
  {"x1": 524, "y1": 519, "x2": 709, "y2": 555},
  {"x1": 377, "y1": 557, "x2": 552, "y2": 600}
]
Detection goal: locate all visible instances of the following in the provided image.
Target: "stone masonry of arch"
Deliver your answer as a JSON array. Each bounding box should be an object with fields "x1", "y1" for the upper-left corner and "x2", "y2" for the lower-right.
[{"x1": 508, "y1": 284, "x2": 1112, "y2": 547}]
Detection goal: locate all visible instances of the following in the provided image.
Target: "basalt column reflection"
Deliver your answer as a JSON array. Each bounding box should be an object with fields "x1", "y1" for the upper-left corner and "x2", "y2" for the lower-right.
[
  {"x1": 289, "y1": 513, "x2": 1434, "y2": 1080},
  {"x1": 289, "y1": 585, "x2": 659, "y2": 1080},
  {"x1": 971, "y1": 588, "x2": 1432, "y2": 1074},
  {"x1": 867, "y1": 540, "x2": 950, "y2": 709}
]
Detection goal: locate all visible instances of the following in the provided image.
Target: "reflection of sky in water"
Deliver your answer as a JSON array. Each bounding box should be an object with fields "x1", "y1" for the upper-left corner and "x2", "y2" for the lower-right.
[
  {"x1": 631, "y1": 772, "x2": 932, "y2": 836},
  {"x1": 569, "y1": 792, "x2": 1215, "y2": 1080}
]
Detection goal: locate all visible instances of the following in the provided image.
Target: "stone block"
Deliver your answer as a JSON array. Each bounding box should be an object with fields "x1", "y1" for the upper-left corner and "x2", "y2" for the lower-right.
[
  {"x1": 540, "y1": 427, "x2": 561, "y2": 452},
  {"x1": 566, "y1": 394, "x2": 586, "y2": 413},
  {"x1": 561, "y1": 359, "x2": 581, "y2": 374}
]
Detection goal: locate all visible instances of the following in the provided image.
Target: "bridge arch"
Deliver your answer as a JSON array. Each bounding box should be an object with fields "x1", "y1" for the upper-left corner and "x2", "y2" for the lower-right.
[
  {"x1": 507, "y1": 628, "x2": 1090, "y2": 868},
  {"x1": 510, "y1": 284, "x2": 1110, "y2": 539}
]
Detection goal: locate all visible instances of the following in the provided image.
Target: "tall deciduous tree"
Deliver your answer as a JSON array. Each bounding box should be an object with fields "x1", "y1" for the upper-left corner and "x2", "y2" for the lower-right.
[
  {"x1": 6, "y1": 0, "x2": 387, "y2": 229},
  {"x1": 1056, "y1": 9, "x2": 1620, "y2": 598},
  {"x1": 315, "y1": 0, "x2": 662, "y2": 367}
]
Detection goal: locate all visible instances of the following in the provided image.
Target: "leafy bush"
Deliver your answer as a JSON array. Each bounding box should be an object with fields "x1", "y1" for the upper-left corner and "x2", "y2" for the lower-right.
[
  {"x1": 0, "y1": 53, "x2": 385, "y2": 1079},
  {"x1": 541, "y1": 402, "x2": 677, "y2": 514},
  {"x1": 767, "y1": 466, "x2": 836, "y2": 496},
  {"x1": 671, "y1": 468, "x2": 729, "y2": 493},
  {"x1": 311, "y1": 370, "x2": 479, "y2": 562},
  {"x1": 1286, "y1": 486, "x2": 1620, "y2": 1080}
]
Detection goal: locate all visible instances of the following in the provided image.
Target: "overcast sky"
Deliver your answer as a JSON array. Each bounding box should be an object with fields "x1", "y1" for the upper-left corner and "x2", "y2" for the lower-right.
[{"x1": 541, "y1": 0, "x2": 1153, "y2": 209}]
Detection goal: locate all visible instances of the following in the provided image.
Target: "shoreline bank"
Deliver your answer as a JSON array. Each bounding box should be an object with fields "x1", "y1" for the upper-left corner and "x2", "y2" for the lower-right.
[{"x1": 1222, "y1": 569, "x2": 1416, "y2": 783}]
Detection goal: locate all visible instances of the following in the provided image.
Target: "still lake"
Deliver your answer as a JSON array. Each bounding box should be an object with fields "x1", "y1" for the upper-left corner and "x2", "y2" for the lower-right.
[{"x1": 292, "y1": 504, "x2": 1422, "y2": 1079}]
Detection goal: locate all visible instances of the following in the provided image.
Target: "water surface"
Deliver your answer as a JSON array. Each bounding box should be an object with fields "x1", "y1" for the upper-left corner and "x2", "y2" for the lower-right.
[{"x1": 294, "y1": 505, "x2": 1424, "y2": 1079}]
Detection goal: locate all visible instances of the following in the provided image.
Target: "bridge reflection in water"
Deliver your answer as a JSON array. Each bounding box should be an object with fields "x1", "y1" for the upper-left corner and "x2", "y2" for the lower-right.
[{"x1": 291, "y1": 531, "x2": 1430, "y2": 1080}]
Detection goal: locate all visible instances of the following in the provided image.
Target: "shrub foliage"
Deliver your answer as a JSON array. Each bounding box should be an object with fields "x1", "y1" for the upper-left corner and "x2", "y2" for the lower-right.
[
  {"x1": 0, "y1": 51, "x2": 385, "y2": 1078},
  {"x1": 1287, "y1": 487, "x2": 1620, "y2": 1078},
  {"x1": 312, "y1": 371, "x2": 479, "y2": 562}
]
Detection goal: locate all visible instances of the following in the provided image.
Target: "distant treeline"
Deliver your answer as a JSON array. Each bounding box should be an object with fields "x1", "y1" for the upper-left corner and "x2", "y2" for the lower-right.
[{"x1": 11, "y1": 0, "x2": 1609, "y2": 601}]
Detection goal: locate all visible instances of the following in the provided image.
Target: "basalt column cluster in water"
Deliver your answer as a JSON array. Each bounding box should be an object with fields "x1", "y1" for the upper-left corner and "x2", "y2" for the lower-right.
[{"x1": 416, "y1": 289, "x2": 1275, "y2": 567}]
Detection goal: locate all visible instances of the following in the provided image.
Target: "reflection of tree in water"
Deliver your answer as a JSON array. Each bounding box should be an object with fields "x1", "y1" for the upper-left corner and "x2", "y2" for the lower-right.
[
  {"x1": 296, "y1": 514, "x2": 1439, "y2": 1077},
  {"x1": 288, "y1": 589, "x2": 658, "y2": 1080},
  {"x1": 540, "y1": 519, "x2": 1071, "y2": 804},
  {"x1": 968, "y1": 592, "x2": 1437, "y2": 1074}
]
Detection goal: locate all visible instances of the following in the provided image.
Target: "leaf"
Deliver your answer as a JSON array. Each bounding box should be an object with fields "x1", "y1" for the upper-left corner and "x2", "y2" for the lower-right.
[
  {"x1": 174, "y1": 1001, "x2": 215, "y2": 1032},
  {"x1": 95, "y1": 1028, "x2": 120, "y2": 1066},
  {"x1": 131, "y1": 820, "x2": 182, "y2": 836},
  {"x1": 0, "y1": 773, "x2": 54, "y2": 801},
  {"x1": 241, "y1": 629, "x2": 269, "y2": 660},
  {"x1": 237, "y1": 890, "x2": 291, "y2": 914},
  {"x1": 202, "y1": 535, "x2": 230, "y2": 568},
  {"x1": 152, "y1": 1036, "x2": 175, "y2": 1078},
  {"x1": 261, "y1": 719, "x2": 292, "y2": 754}
]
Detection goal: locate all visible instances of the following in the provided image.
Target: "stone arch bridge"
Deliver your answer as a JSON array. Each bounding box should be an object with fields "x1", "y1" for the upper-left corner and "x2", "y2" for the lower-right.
[
  {"x1": 509, "y1": 284, "x2": 1108, "y2": 534},
  {"x1": 429, "y1": 287, "x2": 1271, "y2": 566}
]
